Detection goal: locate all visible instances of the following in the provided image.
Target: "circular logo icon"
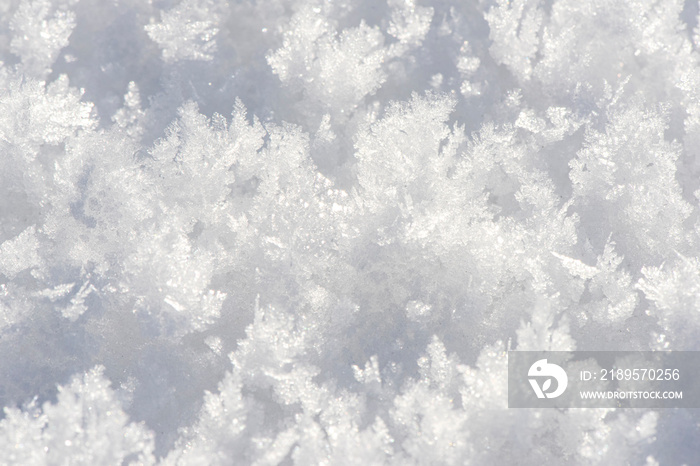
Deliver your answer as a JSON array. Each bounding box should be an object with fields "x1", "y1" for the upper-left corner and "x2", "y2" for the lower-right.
[{"x1": 528, "y1": 359, "x2": 568, "y2": 399}]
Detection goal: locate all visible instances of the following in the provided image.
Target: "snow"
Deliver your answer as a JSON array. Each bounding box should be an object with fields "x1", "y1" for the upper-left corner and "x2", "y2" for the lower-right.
[{"x1": 1, "y1": 0, "x2": 700, "y2": 463}]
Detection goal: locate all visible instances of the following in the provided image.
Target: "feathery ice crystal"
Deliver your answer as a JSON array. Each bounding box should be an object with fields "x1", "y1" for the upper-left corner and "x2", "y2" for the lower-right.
[{"x1": 1, "y1": 0, "x2": 700, "y2": 464}]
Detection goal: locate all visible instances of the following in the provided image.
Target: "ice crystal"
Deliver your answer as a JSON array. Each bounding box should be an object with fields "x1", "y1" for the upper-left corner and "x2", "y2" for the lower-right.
[
  {"x1": 0, "y1": 366, "x2": 155, "y2": 465},
  {"x1": 145, "y1": 0, "x2": 225, "y2": 63},
  {"x1": 1, "y1": 0, "x2": 699, "y2": 464}
]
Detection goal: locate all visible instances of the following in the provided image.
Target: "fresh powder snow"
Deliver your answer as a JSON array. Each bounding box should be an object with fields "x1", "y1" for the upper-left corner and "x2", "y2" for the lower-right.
[{"x1": 0, "y1": 0, "x2": 699, "y2": 464}]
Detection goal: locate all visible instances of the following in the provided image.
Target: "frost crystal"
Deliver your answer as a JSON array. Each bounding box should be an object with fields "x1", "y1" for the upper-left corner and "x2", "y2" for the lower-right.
[
  {"x1": 268, "y1": 6, "x2": 387, "y2": 116},
  {"x1": 1, "y1": 0, "x2": 699, "y2": 463},
  {"x1": 0, "y1": 366, "x2": 154, "y2": 465},
  {"x1": 145, "y1": 0, "x2": 225, "y2": 62},
  {"x1": 10, "y1": 0, "x2": 76, "y2": 78},
  {"x1": 0, "y1": 226, "x2": 41, "y2": 279}
]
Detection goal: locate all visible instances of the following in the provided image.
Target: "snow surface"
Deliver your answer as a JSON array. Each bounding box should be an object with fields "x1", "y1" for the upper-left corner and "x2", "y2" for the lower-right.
[{"x1": 1, "y1": 0, "x2": 700, "y2": 464}]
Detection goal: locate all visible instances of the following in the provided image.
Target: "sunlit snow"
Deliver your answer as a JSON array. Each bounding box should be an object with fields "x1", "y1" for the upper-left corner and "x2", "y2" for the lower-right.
[{"x1": 1, "y1": 0, "x2": 699, "y2": 463}]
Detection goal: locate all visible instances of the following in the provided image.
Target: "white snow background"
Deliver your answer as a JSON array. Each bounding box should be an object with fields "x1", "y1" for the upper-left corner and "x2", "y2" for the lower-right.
[{"x1": 0, "y1": 0, "x2": 699, "y2": 464}]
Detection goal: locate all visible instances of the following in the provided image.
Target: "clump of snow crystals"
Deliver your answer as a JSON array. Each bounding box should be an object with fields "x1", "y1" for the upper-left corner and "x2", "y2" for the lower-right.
[{"x1": 0, "y1": 0, "x2": 699, "y2": 464}]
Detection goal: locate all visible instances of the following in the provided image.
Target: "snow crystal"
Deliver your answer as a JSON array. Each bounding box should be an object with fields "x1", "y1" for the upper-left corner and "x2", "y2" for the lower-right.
[{"x1": 1, "y1": 0, "x2": 700, "y2": 464}]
